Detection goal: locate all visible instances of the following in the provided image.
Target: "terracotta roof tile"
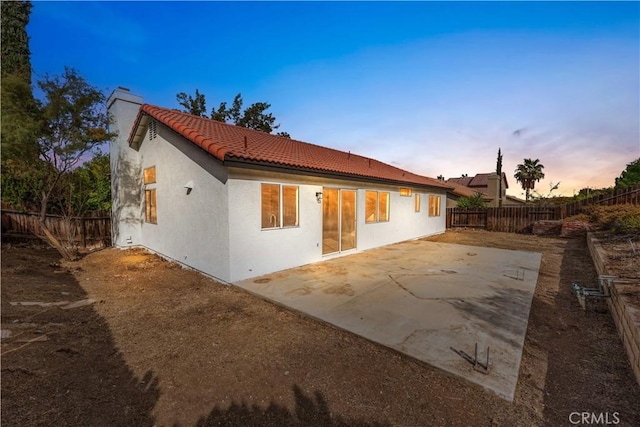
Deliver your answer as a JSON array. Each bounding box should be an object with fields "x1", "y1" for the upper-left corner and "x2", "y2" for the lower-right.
[
  {"x1": 130, "y1": 105, "x2": 450, "y2": 190},
  {"x1": 447, "y1": 172, "x2": 509, "y2": 189}
]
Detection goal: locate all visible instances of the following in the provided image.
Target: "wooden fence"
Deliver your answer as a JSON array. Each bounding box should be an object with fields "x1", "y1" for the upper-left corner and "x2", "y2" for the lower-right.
[
  {"x1": 447, "y1": 184, "x2": 640, "y2": 233},
  {"x1": 447, "y1": 206, "x2": 561, "y2": 233},
  {"x1": 562, "y1": 184, "x2": 640, "y2": 217},
  {"x1": 1, "y1": 210, "x2": 111, "y2": 249}
]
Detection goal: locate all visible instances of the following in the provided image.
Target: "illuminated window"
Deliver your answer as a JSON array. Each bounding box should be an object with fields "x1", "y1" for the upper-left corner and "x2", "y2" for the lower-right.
[
  {"x1": 378, "y1": 192, "x2": 389, "y2": 221},
  {"x1": 143, "y1": 166, "x2": 157, "y2": 224},
  {"x1": 143, "y1": 166, "x2": 156, "y2": 184},
  {"x1": 415, "y1": 194, "x2": 421, "y2": 212},
  {"x1": 145, "y1": 189, "x2": 157, "y2": 224},
  {"x1": 283, "y1": 186, "x2": 299, "y2": 227},
  {"x1": 365, "y1": 191, "x2": 390, "y2": 223},
  {"x1": 365, "y1": 191, "x2": 377, "y2": 223},
  {"x1": 261, "y1": 184, "x2": 298, "y2": 229},
  {"x1": 429, "y1": 195, "x2": 441, "y2": 217},
  {"x1": 400, "y1": 188, "x2": 412, "y2": 197}
]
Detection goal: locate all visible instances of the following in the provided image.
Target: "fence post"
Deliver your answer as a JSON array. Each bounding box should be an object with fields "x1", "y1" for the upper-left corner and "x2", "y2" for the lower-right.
[{"x1": 81, "y1": 217, "x2": 87, "y2": 248}]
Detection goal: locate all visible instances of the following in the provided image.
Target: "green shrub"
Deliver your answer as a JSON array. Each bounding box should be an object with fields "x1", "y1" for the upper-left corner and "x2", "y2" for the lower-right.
[{"x1": 456, "y1": 192, "x2": 487, "y2": 209}]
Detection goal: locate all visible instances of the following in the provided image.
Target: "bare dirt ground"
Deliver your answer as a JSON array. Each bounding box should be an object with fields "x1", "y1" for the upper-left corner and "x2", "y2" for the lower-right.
[
  {"x1": 598, "y1": 233, "x2": 640, "y2": 279},
  {"x1": 2, "y1": 230, "x2": 639, "y2": 426}
]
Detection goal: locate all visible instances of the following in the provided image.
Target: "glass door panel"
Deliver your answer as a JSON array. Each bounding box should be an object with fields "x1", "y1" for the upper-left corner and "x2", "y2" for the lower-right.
[
  {"x1": 340, "y1": 190, "x2": 356, "y2": 251},
  {"x1": 322, "y1": 188, "x2": 340, "y2": 255}
]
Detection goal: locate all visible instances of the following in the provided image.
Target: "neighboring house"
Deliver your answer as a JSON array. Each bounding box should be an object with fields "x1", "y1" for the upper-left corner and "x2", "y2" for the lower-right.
[
  {"x1": 108, "y1": 88, "x2": 451, "y2": 282},
  {"x1": 445, "y1": 182, "x2": 492, "y2": 208},
  {"x1": 446, "y1": 173, "x2": 525, "y2": 207}
]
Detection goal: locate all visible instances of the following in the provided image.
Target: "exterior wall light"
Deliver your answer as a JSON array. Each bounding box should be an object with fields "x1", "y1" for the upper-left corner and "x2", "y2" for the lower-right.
[
  {"x1": 185, "y1": 180, "x2": 194, "y2": 195},
  {"x1": 315, "y1": 192, "x2": 323, "y2": 203}
]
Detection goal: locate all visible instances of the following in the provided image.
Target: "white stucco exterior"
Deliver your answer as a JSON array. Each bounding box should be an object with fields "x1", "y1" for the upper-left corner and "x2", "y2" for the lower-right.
[
  {"x1": 107, "y1": 88, "x2": 144, "y2": 247},
  {"x1": 226, "y1": 176, "x2": 446, "y2": 281},
  {"x1": 108, "y1": 89, "x2": 447, "y2": 283},
  {"x1": 135, "y1": 125, "x2": 232, "y2": 281}
]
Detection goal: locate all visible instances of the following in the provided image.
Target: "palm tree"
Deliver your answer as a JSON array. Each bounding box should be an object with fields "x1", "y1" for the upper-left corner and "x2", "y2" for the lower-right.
[{"x1": 514, "y1": 158, "x2": 545, "y2": 202}]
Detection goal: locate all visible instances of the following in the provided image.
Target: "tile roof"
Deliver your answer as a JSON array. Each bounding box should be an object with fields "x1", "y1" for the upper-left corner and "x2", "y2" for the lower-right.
[
  {"x1": 447, "y1": 176, "x2": 474, "y2": 187},
  {"x1": 447, "y1": 172, "x2": 509, "y2": 189},
  {"x1": 130, "y1": 105, "x2": 450, "y2": 190},
  {"x1": 446, "y1": 182, "x2": 491, "y2": 199}
]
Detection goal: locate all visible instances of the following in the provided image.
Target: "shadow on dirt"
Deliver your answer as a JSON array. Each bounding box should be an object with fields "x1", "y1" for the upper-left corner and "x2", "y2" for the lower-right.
[
  {"x1": 1, "y1": 247, "x2": 159, "y2": 426},
  {"x1": 195, "y1": 384, "x2": 389, "y2": 427},
  {"x1": 542, "y1": 238, "x2": 640, "y2": 425}
]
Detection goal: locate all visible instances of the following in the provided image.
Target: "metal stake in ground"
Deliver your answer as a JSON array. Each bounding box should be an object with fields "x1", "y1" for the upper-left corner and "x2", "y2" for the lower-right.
[{"x1": 450, "y1": 343, "x2": 490, "y2": 375}]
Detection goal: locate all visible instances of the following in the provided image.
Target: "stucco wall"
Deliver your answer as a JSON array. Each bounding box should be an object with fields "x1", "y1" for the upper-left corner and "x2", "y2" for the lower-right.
[
  {"x1": 228, "y1": 178, "x2": 323, "y2": 282},
  {"x1": 227, "y1": 170, "x2": 446, "y2": 282},
  {"x1": 136, "y1": 125, "x2": 232, "y2": 281},
  {"x1": 356, "y1": 188, "x2": 446, "y2": 251},
  {"x1": 107, "y1": 89, "x2": 143, "y2": 247}
]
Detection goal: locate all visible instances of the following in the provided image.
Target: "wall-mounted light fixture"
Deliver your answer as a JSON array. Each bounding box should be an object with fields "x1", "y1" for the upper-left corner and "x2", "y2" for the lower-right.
[
  {"x1": 315, "y1": 191, "x2": 323, "y2": 203},
  {"x1": 185, "y1": 180, "x2": 194, "y2": 195}
]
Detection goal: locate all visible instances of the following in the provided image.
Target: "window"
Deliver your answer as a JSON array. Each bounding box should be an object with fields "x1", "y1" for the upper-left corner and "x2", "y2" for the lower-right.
[
  {"x1": 282, "y1": 186, "x2": 299, "y2": 227},
  {"x1": 145, "y1": 189, "x2": 157, "y2": 224},
  {"x1": 429, "y1": 195, "x2": 441, "y2": 217},
  {"x1": 143, "y1": 166, "x2": 157, "y2": 224},
  {"x1": 400, "y1": 188, "x2": 412, "y2": 197},
  {"x1": 261, "y1": 184, "x2": 298, "y2": 229},
  {"x1": 143, "y1": 166, "x2": 156, "y2": 184},
  {"x1": 365, "y1": 191, "x2": 390, "y2": 223},
  {"x1": 378, "y1": 192, "x2": 389, "y2": 221},
  {"x1": 415, "y1": 194, "x2": 421, "y2": 212}
]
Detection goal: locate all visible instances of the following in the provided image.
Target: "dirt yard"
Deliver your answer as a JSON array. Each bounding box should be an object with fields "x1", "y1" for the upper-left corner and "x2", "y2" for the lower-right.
[{"x1": 2, "y1": 230, "x2": 639, "y2": 426}]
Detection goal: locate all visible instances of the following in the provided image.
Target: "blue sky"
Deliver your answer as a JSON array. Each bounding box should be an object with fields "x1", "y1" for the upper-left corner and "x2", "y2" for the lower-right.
[{"x1": 29, "y1": 1, "x2": 639, "y2": 197}]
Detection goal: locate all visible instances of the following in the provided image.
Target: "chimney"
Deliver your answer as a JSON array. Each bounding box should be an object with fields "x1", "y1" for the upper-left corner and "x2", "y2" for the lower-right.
[
  {"x1": 487, "y1": 173, "x2": 501, "y2": 207},
  {"x1": 107, "y1": 87, "x2": 144, "y2": 247}
]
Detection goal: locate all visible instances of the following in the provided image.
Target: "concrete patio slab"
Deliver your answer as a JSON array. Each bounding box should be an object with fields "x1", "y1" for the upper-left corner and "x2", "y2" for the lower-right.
[{"x1": 234, "y1": 239, "x2": 541, "y2": 400}]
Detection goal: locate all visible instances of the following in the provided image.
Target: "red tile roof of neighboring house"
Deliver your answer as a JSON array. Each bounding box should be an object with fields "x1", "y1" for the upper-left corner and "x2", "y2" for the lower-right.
[
  {"x1": 447, "y1": 182, "x2": 491, "y2": 199},
  {"x1": 447, "y1": 172, "x2": 509, "y2": 189},
  {"x1": 129, "y1": 105, "x2": 450, "y2": 190},
  {"x1": 447, "y1": 176, "x2": 474, "y2": 187}
]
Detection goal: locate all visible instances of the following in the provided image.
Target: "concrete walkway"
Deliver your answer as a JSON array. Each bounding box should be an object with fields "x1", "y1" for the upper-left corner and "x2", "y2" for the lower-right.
[{"x1": 235, "y1": 239, "x2": 541, "y2": 400}]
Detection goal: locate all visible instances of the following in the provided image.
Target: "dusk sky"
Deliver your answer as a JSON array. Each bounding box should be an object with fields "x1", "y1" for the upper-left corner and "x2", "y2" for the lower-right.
[{"x1": 29, "y1": 1, "x2": 639, "y2": 197}]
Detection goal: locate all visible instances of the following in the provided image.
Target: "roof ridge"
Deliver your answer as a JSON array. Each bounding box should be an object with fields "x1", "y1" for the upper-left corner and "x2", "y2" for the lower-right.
[{"x1": 133, "y1": 104, "x2": 451, "y2": 190}]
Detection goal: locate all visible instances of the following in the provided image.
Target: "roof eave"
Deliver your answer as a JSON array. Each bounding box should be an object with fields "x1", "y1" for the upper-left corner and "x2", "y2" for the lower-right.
[
  {"x1": 128, "y1": 113, "x2": 150, "y2": 149},
  {"x1": 224, "y1": 157, "x2": 451, "y2": 191}
]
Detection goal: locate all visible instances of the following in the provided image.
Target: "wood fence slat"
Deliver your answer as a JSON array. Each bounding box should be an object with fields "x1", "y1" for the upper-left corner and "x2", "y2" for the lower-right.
[
  {"x1": 447, "y1": 184, "x2": 639, "y2": 233},
  {"x1": 1, "y1": 210, "x2": 111, "y2": 249}
]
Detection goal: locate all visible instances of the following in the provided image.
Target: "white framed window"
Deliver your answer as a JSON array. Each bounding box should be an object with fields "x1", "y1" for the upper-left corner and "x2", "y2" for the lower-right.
[
  {"x1": 143, "y1": 166, "x2": 157, "y2": 224},
  {"x1": 428, "y1": 195, "x2": 441, "y2": 217},
  {"x1": 400, "y1": 188, "x2": 412, "y2": 197},
  {"x1": 261, "y1": 183, "x2": 299, "y2": 229},
  {"x1": 365, "y1": 191, "x2": 390, "y2": 223},
  {"x1": 145, "y1": 189, "x2": 157, "y2": 224}
]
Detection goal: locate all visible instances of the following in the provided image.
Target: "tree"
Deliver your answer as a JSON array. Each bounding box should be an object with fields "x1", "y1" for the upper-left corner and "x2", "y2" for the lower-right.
[
  {"x1": 530, "y1": 182, "x2": 561, "y2": 203},
  {"x1": 176, "y1": 89, "x2": 206, "y2": 117},
  {"x1": 615, "y1": 158, "x2": 640, "y2": 190},
  {"x1": 176, "y1": 90, "x2": 289, "y2": 136},
  {"x1": 61, "y1": 152, "x2": 112, "y2": 216},
  {"x1": 35, "y1": 67, "x2": 116, "y2": 259},
  {"x1": 496, "y1": 148, "x2": 503, "y2": 207},
  {"x1": 1, "y1": 2, "x2": 113, "y2": 258},
  {"x1": 1, "y1": 0, "x2": 32, "y2": 81},
  {"x1": 514, "y1": 158, "x2": 545, "y2": 203},
  {"x1": 1, "y1": 0, "x2": 39, "y2": 160},
  {"x1": 1, "y1": 0, "x2": 42, "y2": 211}
]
